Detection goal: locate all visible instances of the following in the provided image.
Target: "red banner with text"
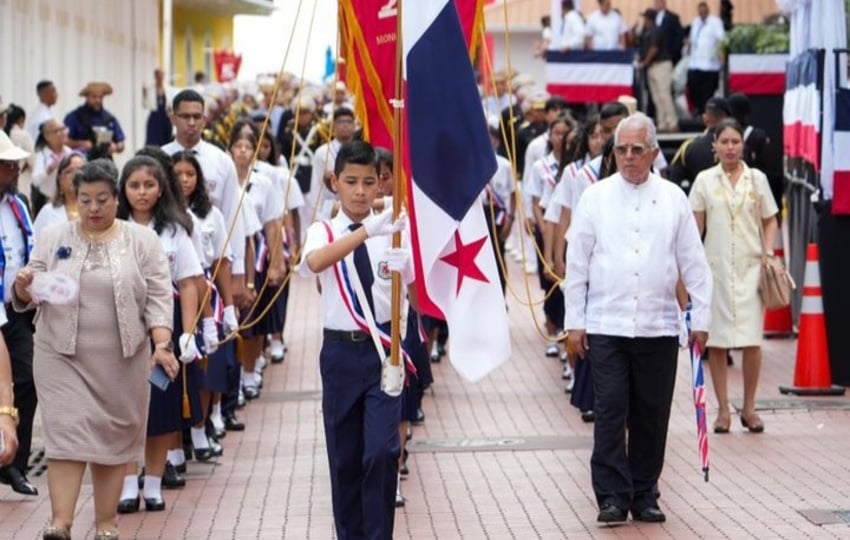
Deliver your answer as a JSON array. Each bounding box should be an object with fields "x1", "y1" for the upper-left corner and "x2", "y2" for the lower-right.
[{"x1": 340, "y1": 0, "x2": 484, "y2": 149}]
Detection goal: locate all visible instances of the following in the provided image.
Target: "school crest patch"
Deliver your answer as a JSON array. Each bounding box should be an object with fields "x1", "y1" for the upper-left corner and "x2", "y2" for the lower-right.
[{"x1": 377, "y1": 261, "x2": 391, "y2": 280}]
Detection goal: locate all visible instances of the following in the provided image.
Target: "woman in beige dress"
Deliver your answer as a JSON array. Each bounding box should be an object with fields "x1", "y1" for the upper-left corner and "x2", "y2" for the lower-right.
[
  {"x1": 689, "y1": 119, "x2": 779, "y2": 434},
  {"x1": 13, "y1": 159, "x2": 180, "y2": 540}
]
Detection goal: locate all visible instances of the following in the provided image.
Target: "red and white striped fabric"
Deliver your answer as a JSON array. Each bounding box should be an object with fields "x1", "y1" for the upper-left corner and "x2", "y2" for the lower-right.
[
  {"x1": 728, "y1": 54, "x2": 787, "y2": 95},
  {"x1": 782, "y1": 49, "x2": 821, "y2": 170},
  {"x1": 832, "y1": 88, "x2": 850, "y2": 214},
  {"x1": 544, "y1": 50, "x2": 634, "y2": 104}
]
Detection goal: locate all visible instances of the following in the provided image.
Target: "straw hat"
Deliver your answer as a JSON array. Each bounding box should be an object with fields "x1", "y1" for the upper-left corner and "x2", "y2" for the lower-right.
[
  {"x1": 79, "y1": 81, "x2": 114, "y2": 97},
  {"x1": 0, "y1": 131, "x2": 31, "y2": 161}
]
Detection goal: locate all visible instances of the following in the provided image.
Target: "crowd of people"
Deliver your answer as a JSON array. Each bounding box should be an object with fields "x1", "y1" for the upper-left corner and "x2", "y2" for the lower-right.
[{"x1": 0, "y1": 1, "x2": 784, "y2": 535}]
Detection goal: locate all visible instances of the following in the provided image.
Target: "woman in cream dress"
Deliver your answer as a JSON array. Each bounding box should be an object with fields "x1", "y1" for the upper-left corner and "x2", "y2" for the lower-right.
[{"x1": 689, "y1": 119, "x2": 779, "y2": 434}]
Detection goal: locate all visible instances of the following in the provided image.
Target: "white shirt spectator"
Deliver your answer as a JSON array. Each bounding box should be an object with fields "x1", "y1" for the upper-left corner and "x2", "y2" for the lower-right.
[
  {"x1": 564, "y1": 172, "x2": 712, "y2": 335},
  {"x1": 585, "y1": 9, "x2": 627, "y2": 50},
  {"x1": 9, "y1": 125, "x2": 35, "y2": 198},
  {"x1": 560, "y1": 10, "x2": 587, "y2": 50},
  {"x1": 27, "y1": 102, "x2": 54, "y2": 141},
  {"x1": 310, "y1": 140, "x2": 345, "y2": 224},
  {"x1": 689, "y1": 15, "x2": 725, "y2": 71},
  {"x1": 31, "y1": 145, "x2": 73, "y2": 200}
]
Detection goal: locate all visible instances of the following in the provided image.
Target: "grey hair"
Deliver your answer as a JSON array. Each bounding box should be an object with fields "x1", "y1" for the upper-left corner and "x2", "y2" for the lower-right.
[
  {"x1": 613, "y1": 113, "x2": 658, "y2": 149},
  {"x1": 73, "y1": 158, "x2": 120, "y2": 196}
]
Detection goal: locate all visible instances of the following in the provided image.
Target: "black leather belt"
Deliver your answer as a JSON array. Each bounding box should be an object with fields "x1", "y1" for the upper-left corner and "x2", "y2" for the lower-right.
[{"x1": 323, "y1": 329, "x2": 370, "y2": 342}]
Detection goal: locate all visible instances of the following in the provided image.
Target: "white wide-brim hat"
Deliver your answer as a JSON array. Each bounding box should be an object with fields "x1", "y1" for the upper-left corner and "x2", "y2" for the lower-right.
[{"x1": 0, "y1": 131, "x2": 30, "y2": 161}]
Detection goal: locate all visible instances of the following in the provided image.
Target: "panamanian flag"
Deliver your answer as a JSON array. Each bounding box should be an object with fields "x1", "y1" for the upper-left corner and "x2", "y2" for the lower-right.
[{"x1": 403, "y1": 0, "x2": 511, "y2": 382}]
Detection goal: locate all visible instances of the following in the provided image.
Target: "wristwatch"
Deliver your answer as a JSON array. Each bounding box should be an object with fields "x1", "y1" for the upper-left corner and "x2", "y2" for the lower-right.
[
  {"x1": 155, "y1": 341, "x2": 174, "y2": 353},
  {"x1": 0, "y1": 406, "x2": 19, "y2": 426}
]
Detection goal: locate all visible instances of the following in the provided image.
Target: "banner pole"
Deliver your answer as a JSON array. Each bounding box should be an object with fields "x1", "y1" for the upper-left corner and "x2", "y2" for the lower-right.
[{"x1": 390, "y1": 0, "x2": 404, "y2": 368}]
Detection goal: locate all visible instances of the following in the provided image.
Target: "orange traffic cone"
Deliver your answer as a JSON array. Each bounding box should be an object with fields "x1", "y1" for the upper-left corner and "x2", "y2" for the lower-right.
[
  {"x1": 763, "y1": 236, "x2": 795, "y2": 338},
  {"x1": 779, "y1": 243, "x2": 845, "y2": 396}
]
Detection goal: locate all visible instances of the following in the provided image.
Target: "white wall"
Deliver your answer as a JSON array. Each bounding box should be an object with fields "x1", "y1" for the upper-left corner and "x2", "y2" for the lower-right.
[
  {"x1": 0, "y1": 0, "x2": 159, "y2": 165},
  {"x1": 488, "y1": 31, "x2": 546, "y2": 91}
]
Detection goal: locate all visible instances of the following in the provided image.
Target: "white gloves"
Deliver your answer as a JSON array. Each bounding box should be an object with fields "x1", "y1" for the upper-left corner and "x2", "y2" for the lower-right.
[
  {"x1": 222, "y1": 305, "x2": 239, "y2": 335},
  {"x1": 178, "y1": 333, "x2": 200, "y2": 364},
  {"x1": 202, "y1": 317, "x2": 218, "y2": 354},
  {"x1": 363, "y1": 209, "x2": 407, "y2": 237},
  {"x1": 385, "y1": 248, "x2": 415, "y2": 284}
]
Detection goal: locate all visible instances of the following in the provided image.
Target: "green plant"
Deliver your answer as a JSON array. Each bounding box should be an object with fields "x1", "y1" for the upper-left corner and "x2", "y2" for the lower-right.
[{"x1": 722, "y1": 24, "x2": 789, "y2": 54}]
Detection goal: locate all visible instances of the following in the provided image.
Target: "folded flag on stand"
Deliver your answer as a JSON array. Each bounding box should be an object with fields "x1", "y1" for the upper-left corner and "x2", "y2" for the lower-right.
[
  {"x1": 403, "y1": 0, "x2": 511, "y2": 382},
  {"x1": 544, "y1": 49, "x2": 634, "y2": 104}
]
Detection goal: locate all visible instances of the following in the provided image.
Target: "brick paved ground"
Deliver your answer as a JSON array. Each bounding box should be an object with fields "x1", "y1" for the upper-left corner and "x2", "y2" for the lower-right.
[{"x1": 2, "y1": 258, "x2": 850, "y2": 539}]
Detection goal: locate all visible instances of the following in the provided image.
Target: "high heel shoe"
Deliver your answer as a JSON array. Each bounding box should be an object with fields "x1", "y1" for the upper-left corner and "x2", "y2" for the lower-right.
[
  {"x1": 713, "y1": 413, "x2": 731, "y2": 434},
  {"x1": 740, "y1": 412, "x2": 765, "y2": 433},
  {"x1": 42, "y1": 526, "x2": 71, "y2": 540}
]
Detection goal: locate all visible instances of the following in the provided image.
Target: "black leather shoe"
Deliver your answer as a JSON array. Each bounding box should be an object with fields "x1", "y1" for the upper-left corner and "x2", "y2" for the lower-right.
[
  {"x1": 175, "y1": 462, "x2": 187, "y2": 474},
  {"x1": 224, "y1": 414, "x2": 245, "y2": 431},
  {"x1": 0, "y1": 466, "x2": 39, "y2": 496},
  {"x1": 194, "y1": 446, "x2": 213, "y2": 462},
  {"x1": 144, "y1": 496, "x2": 166, "y2": 511},
  {"x1": 209, "y1": 437, "x2": 223, "y2": 457},
  {"x1": 597, "y1": 503, "x2": 627, "y2": 523},
  {"x1": 162, "y1": 462, "x2": 186, "y2": 488},
  {"x1": 243, "y1": 385, "x2": 260, "y2": 400},
  {"x1": 581, "y1": 411, "x2": 596, "y2": 423},
  {"x1": 117, "y1": 496, "x2": 140, "y2": 514},
  {"x1": 632, "y1": 506, "x2": 666, "y2": 523}
]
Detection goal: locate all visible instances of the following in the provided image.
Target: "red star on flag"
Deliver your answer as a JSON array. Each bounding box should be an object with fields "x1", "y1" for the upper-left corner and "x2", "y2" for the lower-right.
[{"x1": 439, "y1": 230, "x2": 491, "y2": 295}]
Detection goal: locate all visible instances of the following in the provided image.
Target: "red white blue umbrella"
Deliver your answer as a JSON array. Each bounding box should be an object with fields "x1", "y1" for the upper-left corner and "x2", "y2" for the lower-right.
[{"x1": 687, "y1": 310, "x2": 710, "y2": 482}]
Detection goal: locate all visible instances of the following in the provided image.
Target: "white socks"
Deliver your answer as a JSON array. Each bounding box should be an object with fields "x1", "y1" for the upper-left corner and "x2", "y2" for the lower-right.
[
  {"x1": 191, "y1": 427, "x2": 210, "y2": 449},
  {"x1": 210, "y1": 403, "x2": 224, "y2": 430},
  {"x1": 143, "y1": 475, "x2": 162, "y2": 500},
  {"x1": 270, "y1": 339, "x2": 284, "y2": 358},
  {"x1": 120, "y1": 474, "x2": 138, "y2": 501},
  {"x1": 168, "y1": 448, "x2": 185, "y2": 467},
  {"x1": 242, "y1": 369, "x2": 257, "y2": 388}
]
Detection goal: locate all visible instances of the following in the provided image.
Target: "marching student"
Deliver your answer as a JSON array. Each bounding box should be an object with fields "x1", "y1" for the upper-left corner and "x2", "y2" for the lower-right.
[
  {"x1": 172, "y1": 151, "x2": 238, "y2": 447},
  {"x1": 116, "y1": 156, "x2": 205, "y2": 513},
  {"x1": 298, "y1": 140, "x2": 413, "y2": 540},
  {"x1": 228, "y1": 129, "x2": 285, "y2": 400}
]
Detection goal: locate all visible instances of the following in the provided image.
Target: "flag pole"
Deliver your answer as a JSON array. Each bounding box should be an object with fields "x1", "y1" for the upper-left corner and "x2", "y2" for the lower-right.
[{"x1": 389, "y1": 0, "x2": 405, "y2": 368}]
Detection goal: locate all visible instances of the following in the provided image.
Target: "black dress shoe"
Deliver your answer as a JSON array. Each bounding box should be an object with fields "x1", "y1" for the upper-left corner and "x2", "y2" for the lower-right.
[
  {"x1": 194, "y1": 446, "x2": 213, "y2": 462},
  {"x1": 117, "y1": 496, "x2": 140, "y2": 514},
  {"x1": 209, "y1": 437, "x2": 223, "y2": 457},
  {"x1": 597, "y1": 503, "x2": 627, "y2": 523},
  {"x1": 224, "y1": 414, "x2": 245, "y2": 431},
  {"x1": 243, "y1": 385, "x2": 260, "y2": 400},
  {"x1": 175, "y1": 462, "x2": 187, "y2": 474},
  {"x1": 581, "y1": 411, "x2": 596, "y2": 423},
  {"x1": 632, "y1": 506, "x2": 666, "y2": 523},
  {"x1": 162, "y1": 462, "x2": 186, "y2": 489},
  {"x1": 0, "y1": 466, "x2": 39, "y2": 496},
  {"x1": 144, "y1": 496, "x2": 166, "y2": 511}
]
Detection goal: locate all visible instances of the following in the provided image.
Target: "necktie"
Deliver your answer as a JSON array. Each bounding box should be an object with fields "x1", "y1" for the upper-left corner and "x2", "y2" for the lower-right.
[{"x1": 348, "y1": 223, "x2": 375, "y2": 315}]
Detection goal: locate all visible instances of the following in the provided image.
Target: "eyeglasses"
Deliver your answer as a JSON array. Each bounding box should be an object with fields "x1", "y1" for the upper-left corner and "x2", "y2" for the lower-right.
[
  {"x1": 613, "y1": 144, "x2": 651, "y2": 156},
  {"x1": 48, "y1": 126, "x2": 68, "y2": 135},
  {"x1": 174, "y1": 113, "x2": 204, "y2": 122}
]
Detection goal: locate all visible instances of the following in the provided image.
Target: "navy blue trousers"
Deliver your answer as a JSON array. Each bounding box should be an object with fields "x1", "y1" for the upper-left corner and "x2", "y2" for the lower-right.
[
  {"x1": 320, "y1": 338, "x2": 401, "y2": 540},
  {"x1": 589, "y1": 334, "x2": 678, "y2": 513}
]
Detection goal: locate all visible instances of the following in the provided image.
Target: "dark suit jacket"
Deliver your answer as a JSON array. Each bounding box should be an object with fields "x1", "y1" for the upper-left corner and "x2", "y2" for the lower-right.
[{"x1": 657, "y1": 10, "x2": 684, "y2": 65}]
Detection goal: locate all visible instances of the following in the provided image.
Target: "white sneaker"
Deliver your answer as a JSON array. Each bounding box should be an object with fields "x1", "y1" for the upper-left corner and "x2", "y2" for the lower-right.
[{"x1": 562, "y1": 363, "x2": 573, "y2": 380}]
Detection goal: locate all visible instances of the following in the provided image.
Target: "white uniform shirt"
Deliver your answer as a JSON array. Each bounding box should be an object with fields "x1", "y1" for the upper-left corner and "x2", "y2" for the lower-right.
[
  {"x1": 560, "y1": 10, "x2": 586, "y2": 50},
  {"x1": 524, "y1": 153, "x2": 558, "y2": 205},
  {"x1": 188, "y1": 207, "x2": 232, "y2": 270},
  {"x1": 161, "y1": 140, "x2": 247, "y2": 274},
  {"x1": 33, "y1": 204, "x2": 69, "y2": 244},
  {"x1": 0, "y1": 194, "x2": 28, "y2": 303},
  {"x1": 489, "y1": 154, "x2": 515, "y2": 209},
  {"x1": 130, "y1": 218, "x2": 203, "y2": 283},
  {"x1": 585, "y1": 10, "x2": 627, "y2": 50},
  {"x1": 571, "y1": 154, "x2": 603, "y2": 210},
  {"x1": 244, "y1": 171, "x2": 285, "y2": 227},
  {"x1": 298, "y1": 211, "x2": 407, "y2": 331},
  {"x1": 543, "y1": 157, "x2": 585, "y2": 224},
  {"x1": 564, "y1": 173, "x2": 712, "y2": 336},
  {"x1": 254, "y1": 160, "x2": 305, "y2": 211},
  {"x1": 689, "y1": 15, "x2": 725, "y2": 71}
]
